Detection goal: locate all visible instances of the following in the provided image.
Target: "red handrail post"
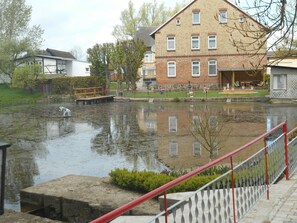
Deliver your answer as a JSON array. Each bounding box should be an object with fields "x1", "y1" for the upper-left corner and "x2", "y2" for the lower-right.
[
  {"x1": 163, "y1": 191, "x2": 168, "y2": 223},
  {"x1": 230, "y1": 157, "x2": 236, "y2": 223},
  {"x1": 283, "y1": 122, "x2": 289, "y2": 180},
  {"x1": 264, "y1": 137, "x2": 269, "y2": 200}
]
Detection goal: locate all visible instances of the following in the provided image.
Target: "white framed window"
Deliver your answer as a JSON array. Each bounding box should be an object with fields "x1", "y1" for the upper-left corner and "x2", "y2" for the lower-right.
[
  {"x1": 167, "y1": 36, "x2": 175, "y2": 50},
  {"x1": 192, "y1": 115, "x2": 200, "y2": 125},
  {"x1": 208, "y1": 60, "x2": 217, "y2": 76},
  {"x1": 146, "y1": 121, "x2": 155, "y2": 132},
  {"x1": 273, "y1": 74, "x2": 287, "y2": 90},
  {"x1": 169, "y1": 116, "x2": 177, "y2": 132},
  {"x1": 191, "y1": 36, "x2": 200, "y2": 50},
  {"x1": 209, "y1": 116, "x2": 218, "y2": 131},
  {"x1": 219, "y1": 10, "x2": 227, "y2": 23},
  {"x1": 211, "y1": 141, "x2": 219, "y2": 158},
  {"x1": 144, "y1": 51, "x2": 153, "y2": 62},
  {"x1": 142, "y1": 67, "x2": 147, "y2": 76},
  {"x1": 193, "y1": 142, "x2": 202, "y2": 156},
  {"x1": 167, "y1": 61, "x2": 176, "y2": 77},
  {"x1": 142, "y1": 67, "x2": 156, "y2": 77},
  {"x1": 192, "y1": 11, "x2": 200, "y2": 24},
  {"x1": 208, "y1": 35, "x2": 217, "y2": 49},
  {"x1": 169, "y1": 142, "x2": 178, "y2": 156},
  {"x1": 192, "y1": 61, "x2": 200, "y2": 77}
]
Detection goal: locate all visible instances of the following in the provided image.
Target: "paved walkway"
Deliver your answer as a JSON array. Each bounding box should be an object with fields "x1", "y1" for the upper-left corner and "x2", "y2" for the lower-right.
[{"x1": 241, "y1": 173, "x2": 297, "y2": 223}]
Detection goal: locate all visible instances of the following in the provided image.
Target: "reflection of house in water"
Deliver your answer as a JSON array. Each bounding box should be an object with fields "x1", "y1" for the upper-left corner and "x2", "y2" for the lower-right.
[
  {"x1": 154, "y1": 103, "x2": 266, "y2": 170},
  {"x1": 266, "y1": 106, "x2": 297, "y2": 143},
  {"x1": 267, "y1": 106, "x2": 297, "y2": 130},
  {"x1": 46, "y1": 120, "x2": 93, "y2": 139},
  {"x1": 137, "y1": 107, "x2": 157, "y2": 133}
]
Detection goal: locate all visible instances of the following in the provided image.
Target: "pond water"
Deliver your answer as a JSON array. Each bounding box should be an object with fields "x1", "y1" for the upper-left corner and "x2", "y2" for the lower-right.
[{"x1": 1, "y1": 101, "x2": 297, "y2": 211}]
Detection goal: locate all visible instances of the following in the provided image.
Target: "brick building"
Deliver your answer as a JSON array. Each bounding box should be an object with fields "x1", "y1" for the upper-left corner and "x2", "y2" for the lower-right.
[{"x1": 151, "y1": 0, "x2": 267, "y2": 89}]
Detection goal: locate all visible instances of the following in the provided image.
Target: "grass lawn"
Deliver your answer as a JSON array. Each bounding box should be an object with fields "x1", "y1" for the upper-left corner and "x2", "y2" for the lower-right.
[
  {"x1": 0, "y1": 82, "x2": 269, "y2": 107},
  {"x1": 112, "y1": 89, "x2": 269, "y2": 98},
  {"x1": 109, "y1": 81, "x2": 269, "y2": 98},
  {"x1": 0, "y1": 84, "x2": 43, "y2": 106}
]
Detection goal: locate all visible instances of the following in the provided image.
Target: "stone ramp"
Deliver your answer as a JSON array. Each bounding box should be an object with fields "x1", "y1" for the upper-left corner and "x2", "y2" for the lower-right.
[{"x1": 240, "y1": 174, "x2": 297, "y2": 223}]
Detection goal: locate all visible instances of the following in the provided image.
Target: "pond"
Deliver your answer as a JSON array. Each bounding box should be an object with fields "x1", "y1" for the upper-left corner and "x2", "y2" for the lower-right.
[{"x1": 1, "y1": 101, "x2": 297, "y2": 211}]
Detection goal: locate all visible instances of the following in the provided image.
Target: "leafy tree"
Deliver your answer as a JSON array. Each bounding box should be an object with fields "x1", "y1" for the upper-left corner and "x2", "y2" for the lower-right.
[
  {"x1": 110, "y1": 42, "x2": 125, "y2": 93},
  {"x1": 87, "y1": 45, "x2": 105, "y2": 76},
  {"x1": 12, "y1": 64, "x2": 45, "y2": 93},
  {"x1": 113, "y1": 0, "x2": 186, "y2": 40},
  {"x1": 112, "y1": 1, "x2": 139, "y2": 40},
  {"x1": 138, "y1": 0, "x2": 168, "y2": 26},
  {"x1": 124, "y1": 39, "x2": 146, "y2": 90},
  {"x1": 0, "y1": 0, "x2": 44, "y2": 80},
  {"x1": 87, "y1": 43, "x2": 113, "y2": 93},
  {"x1": 120, "y1": 39, "x2": 147, "y2": 91}
]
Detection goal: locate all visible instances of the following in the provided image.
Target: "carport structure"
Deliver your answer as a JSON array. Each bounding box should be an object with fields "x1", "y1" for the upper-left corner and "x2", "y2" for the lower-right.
[{"x1": 219, "y1": 67, "x2": 265, "y2": 88}]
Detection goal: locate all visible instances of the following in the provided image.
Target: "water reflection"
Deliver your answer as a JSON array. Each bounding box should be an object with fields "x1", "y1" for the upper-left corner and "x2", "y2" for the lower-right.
[{"x1": 1, "y1": 102, "x2": 297, "y2": 211}]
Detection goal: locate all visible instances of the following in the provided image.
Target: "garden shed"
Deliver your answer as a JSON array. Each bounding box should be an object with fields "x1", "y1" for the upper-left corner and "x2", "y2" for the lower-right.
[{"x1": 269, "y1": 65, "x2": 297, "y2": 99}]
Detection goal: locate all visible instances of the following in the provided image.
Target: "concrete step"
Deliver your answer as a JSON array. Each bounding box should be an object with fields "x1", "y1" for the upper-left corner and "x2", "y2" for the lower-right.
[
  {"x1": 110, "y1": 192, "x2": 195, "y2": 223},
  {"x1": 111, "y1": 216, "x2": 154, "y2": 223}
]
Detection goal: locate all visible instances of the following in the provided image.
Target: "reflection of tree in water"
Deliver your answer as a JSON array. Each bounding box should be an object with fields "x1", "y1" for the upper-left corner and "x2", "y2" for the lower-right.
[
  {"x1": 2, "y1": 113, "x2": 48, "y2": 203},
  {"x1": 90, "y1": 103, "x2": 160, "y2": 171},
  {"x1": 190, "y1": 104, "x2": 232, "y2": 161},
  {"x1": 0, "y1": 105, "x2": 72, "y2": 204},
  {"x1": 6, "y1": 140, "x2": 42, "y2": 203}
]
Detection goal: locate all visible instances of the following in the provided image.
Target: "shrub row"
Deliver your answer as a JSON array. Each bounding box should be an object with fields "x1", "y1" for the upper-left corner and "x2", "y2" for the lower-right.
[
  {"x1": 51, "y1": 76, "x2": 105, "y2": 95},
  {"x1": 109, "y1": 168, "x2": 219, "y2": 194}
]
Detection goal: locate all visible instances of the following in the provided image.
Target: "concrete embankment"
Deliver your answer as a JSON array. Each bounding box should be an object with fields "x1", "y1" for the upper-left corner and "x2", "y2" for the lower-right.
[
  {"x1": 0, "y1": 210, "x2": 62, "y2": 223},
  {"x1": 19, "y1": 175, "x2": 159, "y2": 223}
]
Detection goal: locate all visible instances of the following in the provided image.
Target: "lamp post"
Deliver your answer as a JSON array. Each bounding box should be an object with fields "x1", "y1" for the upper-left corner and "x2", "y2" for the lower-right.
[{"x1": 0, "y1": 142, "x2": 10, "y2": 215}]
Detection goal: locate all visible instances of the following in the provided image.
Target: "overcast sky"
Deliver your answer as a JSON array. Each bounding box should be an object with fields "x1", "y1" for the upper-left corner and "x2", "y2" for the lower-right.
[{"x1": 26, "y1": 0, "x2": 188, "y2": 59}]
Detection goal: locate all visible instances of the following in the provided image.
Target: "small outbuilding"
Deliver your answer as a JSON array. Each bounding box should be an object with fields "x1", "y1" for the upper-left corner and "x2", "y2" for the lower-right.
[
  {"x1": 23, "y1": 48, "x2": 90, "y2": 77},
  {"x1": 269, "y1": 65, "x2": 297, "y2": 99}
]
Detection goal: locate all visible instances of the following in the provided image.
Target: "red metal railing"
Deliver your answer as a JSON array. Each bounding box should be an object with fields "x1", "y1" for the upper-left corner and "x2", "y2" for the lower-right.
[{"x1": 90, "y1": 121, "x2": 289, "y2": 223}]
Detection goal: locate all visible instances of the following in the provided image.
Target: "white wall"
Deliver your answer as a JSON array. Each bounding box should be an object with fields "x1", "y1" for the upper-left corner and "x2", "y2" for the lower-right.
[
  {"x1": 43, "y1": 58, "x2": 57, "y2": 74},
  {"x1": 71, "y1": 60, "x2": 90, "y2": 77}
]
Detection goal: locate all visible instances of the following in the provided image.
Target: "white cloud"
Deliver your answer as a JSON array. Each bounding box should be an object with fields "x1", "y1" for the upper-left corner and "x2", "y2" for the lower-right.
[{"x1": 26, "y1": 0, "x2": 188, "y2": 59}]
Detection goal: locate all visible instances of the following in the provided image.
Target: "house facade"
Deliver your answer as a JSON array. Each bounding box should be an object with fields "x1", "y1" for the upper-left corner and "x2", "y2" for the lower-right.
[
  {"x1": 151, "y1": 0, "x2": 267, "y2": 89},
  {"x1": 26, "y1": 48, "x2": 90, "y2": 77},
  {"x1": 135, "y1": 26, "x2": 158, "y2": 87}
]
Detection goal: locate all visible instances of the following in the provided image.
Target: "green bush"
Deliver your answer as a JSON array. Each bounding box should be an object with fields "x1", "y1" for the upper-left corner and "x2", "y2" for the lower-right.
[
  {"x1": 51, "y1": 76, "x2": 105, "y2": 95},
  {"x1": 109, "y1": 168, "x2": 219, "y2": 194}
]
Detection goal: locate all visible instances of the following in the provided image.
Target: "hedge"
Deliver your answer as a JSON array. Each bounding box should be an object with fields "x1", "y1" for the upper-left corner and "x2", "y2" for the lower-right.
[
  {"x1": 51, "y1": 76, "x2": 105, "y2": 95},
  {"x1": 109, "y1": 168, "x2": 219, "y2": 194}
]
